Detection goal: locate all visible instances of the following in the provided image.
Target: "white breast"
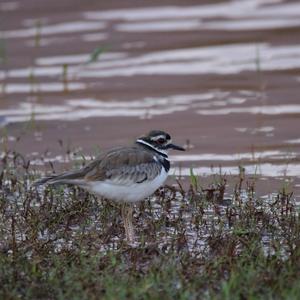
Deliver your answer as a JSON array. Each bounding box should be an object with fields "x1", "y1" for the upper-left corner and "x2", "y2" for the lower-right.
[{"x1": 87, "y1": 168, "x2": 168, "y2": 203}]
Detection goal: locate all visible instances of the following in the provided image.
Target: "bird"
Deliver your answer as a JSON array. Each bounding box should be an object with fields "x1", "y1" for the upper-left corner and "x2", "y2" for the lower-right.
[{"x1": 34, "y1": 130, "x2": 185, "y2": 242}]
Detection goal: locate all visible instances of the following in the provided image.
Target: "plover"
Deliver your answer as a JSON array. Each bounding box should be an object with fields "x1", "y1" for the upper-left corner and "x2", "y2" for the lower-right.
[{"x1": 34, "y1": 130, "x2": 185, "y2": 241}]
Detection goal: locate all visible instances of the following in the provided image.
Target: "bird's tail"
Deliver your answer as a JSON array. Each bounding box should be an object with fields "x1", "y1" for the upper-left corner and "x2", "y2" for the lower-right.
[
  {"x1": 32, "y1": 175, "x2": 58, "y2": 187},
  {"x1": 32, "y1": 171, "x2": 86, "y2": 187}
]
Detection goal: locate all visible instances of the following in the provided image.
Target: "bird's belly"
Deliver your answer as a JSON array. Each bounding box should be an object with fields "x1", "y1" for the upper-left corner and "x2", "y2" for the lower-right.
[{"x1": 88, "y1": 169, "x2": 168, "y2": 203}]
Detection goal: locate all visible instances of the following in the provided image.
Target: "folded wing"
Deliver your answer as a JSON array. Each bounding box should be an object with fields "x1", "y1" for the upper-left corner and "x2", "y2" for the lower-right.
[
  {"x1": 33, "y1": 147, "x2": 162, "y2": 186},
  {"x1": 85, "y1": 147, "x2": 162, "y2": 185}
]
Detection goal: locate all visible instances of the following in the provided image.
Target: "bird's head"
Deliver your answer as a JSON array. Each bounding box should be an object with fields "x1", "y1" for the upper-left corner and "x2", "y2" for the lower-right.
[{"x1": 136, "y1": 130, "x2": 185, "y2": 154}]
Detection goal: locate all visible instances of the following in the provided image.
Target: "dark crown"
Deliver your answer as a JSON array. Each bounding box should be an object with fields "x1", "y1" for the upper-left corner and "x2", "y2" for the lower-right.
[{"x1": 136, "y1": 130, "x2": 185, "y2": 152}]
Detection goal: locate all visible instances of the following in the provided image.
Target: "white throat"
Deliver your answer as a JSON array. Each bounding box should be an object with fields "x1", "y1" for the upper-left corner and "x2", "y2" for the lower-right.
[{"x1": 136, "y1": 139, "x2": 168, "y2": 157}]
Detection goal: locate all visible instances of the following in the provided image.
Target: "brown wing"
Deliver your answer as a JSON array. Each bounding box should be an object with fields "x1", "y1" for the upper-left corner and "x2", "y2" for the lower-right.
[
  {"x1": 34, "y1": 146, "x2": 162, "y2": 186},
  {"x1": 84, "y1": 147, "x2": 162, "y2": 185}
]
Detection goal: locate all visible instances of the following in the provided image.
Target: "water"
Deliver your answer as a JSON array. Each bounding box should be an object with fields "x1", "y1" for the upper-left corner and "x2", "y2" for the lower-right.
[
  {"x1": 8, "y1": 185, "x2": 295, "y2": 257},
  {"x1": 0, "y1": 0, "x2": 299, "y2": 196}
]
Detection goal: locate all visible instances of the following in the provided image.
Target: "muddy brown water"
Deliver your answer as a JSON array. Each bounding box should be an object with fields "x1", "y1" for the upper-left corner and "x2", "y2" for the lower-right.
[{"x1": 0, "y1": 0, "x2": 300, "y2": 198}]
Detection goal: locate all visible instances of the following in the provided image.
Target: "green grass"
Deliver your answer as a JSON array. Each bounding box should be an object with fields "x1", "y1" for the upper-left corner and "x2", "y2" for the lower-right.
[{"x1": 0, "y1": 151, "x2": 299, "y2": 299}]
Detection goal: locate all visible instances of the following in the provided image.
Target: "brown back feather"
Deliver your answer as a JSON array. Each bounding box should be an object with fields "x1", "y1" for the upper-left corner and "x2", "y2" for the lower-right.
[{"x1": 84, "y1": 146, "x2": 157, "y2": 182}]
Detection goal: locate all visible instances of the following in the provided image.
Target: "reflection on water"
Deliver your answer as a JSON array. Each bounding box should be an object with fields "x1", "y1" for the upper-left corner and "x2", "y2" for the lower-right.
[
  {"x1": 36, "y1": 53, "x2": 126, "y2": 66},
  {"x1": 18, "y1": 151, "x2": 299, "y2": 178},
  {"x1": 79, "y1": 43, "x2": 300, "y2": 76},
  {"x1": 1, "y1": 21, "x2": 106, "y2": 38},
  {"x1": 1, "y1": 0, "x2": 300, "y2": 189},
  {"x1": 235, "y1": 126, "x2": 274, "y2": 135},
  {"x1": 0, "y1": 91, "x2": 250, "y2": 122},
  {"x1": 286, "y1": 139, "x2": 300, "y2": 144},
  {"x1": 84, "y1": 0, "x2": 300, "y2": 21},
  {"x1": 117, "y1": 18, "x2": 300, "y2": 32},
  {"x1": 2, "y1": 43, "x2": 300, "y2": 80},
  {"x1": 197, "y1": 105, "x2": 300, "y2": 115},
  {"x1": 116, "y1": 20, "x2": 203, "y2": 32},
  {"x1": 3, "y1": 82, "x2": 85, "y2": 94},
  {"x1": 171, "y1": 150, "x2": 297, "y2": 162},
  {"x1": 174, "y1": 163, "x2": 300, "y2": 177}
]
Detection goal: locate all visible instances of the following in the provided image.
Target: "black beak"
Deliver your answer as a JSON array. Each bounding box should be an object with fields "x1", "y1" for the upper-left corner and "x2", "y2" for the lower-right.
[{"x1": 167, "y1": 143, "x2": 185, "y2": 151}]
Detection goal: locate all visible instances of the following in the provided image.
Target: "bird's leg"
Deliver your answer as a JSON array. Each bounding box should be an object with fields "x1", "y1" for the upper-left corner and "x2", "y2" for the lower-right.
[{"x1": 121, "y1": 203, "x2": 135, "y2": 243}]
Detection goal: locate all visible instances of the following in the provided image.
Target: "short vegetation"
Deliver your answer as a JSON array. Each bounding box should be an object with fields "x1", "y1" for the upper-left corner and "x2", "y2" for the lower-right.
[{"x1": 0, "y1": 151, "x2": 299, "y2": 299}]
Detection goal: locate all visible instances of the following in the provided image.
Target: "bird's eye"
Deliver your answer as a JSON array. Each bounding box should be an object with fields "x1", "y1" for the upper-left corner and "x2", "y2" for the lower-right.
[{"x1": 157, "y1": 138, "x2": 165, "y2": 144}]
